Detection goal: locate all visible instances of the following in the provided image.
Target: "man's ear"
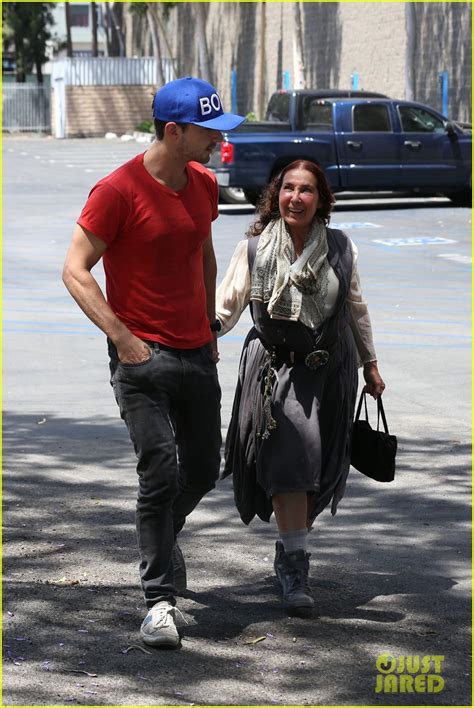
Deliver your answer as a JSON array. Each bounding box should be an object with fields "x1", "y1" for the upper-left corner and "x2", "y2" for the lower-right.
[{"x1": 164, "y1": 122, "x2": 182, "y2": 140}]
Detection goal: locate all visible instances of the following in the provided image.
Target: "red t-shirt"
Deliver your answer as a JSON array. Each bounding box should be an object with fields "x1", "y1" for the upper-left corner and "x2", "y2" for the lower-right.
[{"x1": 78, "y1": 154, "x2": 218, "y2": 348}]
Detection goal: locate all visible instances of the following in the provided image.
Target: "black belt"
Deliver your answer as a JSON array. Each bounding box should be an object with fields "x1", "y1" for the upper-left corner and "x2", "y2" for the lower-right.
[
  {"x1": 142, "y1": 339, "x2": 205, "y2": 354},
  {"x1": 269, "y1": 346, "x2": 329, "y2": 370}
]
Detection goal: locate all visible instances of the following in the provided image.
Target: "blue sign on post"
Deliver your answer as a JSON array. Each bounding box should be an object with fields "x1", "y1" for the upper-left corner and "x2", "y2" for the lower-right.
[
  {"x1": 439, "y1": 71, "x2": 449, "y2": 117},
  {"x1": 282, "y1": 71, "x2": 291, "y2": 90},
  {"x1": 231, "y1": 69, "x2": 237, "y2": 114},
  {"x1": 351, "y1": 71, "x2": 359, "y2": 90}
]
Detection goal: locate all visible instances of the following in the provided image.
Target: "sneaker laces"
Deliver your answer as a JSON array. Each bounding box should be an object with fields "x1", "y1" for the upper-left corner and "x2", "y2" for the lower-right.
[
  {"x1": 149, "y1": 604, "x2": 175, "y2": 629},
  {"x1": 149, "y1": 603, "x2": 188, "y2": 629},
  {"x1": 174, "y1": 606, "x2": 188, "y2": 625}
]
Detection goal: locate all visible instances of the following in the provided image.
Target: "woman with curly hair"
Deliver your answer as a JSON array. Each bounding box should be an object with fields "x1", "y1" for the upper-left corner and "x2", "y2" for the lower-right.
[{"x1": 216, "y1": 159, "x2": 385, "y2": 617}]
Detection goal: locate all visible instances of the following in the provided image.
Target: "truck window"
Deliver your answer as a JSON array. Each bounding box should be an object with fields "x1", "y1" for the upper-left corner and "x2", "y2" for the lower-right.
[
  {"x1": 398, "y1": 106, "x2": 445, "y2": 133},
  {"x1": 302, "y1": 99, "x2": 333, "y2": 131},
  {"x1": 353, "y1": 104, "x2": 391, "y2": 132},
  {"x1": 265, "y1": 93, "x2": 291, "y2": 122}
]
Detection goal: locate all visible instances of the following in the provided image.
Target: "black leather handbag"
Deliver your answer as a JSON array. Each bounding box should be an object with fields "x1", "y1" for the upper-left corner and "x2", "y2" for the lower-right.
[{"x1": 351, "y1": 391, "x2": 397, "y2": 482}]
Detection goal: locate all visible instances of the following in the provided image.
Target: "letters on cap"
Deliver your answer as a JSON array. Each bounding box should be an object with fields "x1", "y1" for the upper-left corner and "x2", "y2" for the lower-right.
[
  {"x1": 152, "y1": 77, "x2": 245, "y2": 132},
  {"x1": 199, "y1": 94, "x2": 222, "y2": 116}
]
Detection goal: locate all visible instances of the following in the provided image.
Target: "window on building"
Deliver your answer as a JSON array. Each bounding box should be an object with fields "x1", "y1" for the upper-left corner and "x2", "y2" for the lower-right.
[
  {"x1": 353, "y1": 104, "x2": 391, "y2": 132},
  {"x1": 70, "y1": 4, "x2": 89, "y2": 27},
  {"x1": 398, "y1": 106, "x2": 445, "y2": 133}
]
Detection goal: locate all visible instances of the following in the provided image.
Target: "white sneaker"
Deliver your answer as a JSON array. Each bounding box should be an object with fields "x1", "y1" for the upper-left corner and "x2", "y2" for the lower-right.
[{"x1": 140, "y1": 601, "x2": 180, "y2": 648}]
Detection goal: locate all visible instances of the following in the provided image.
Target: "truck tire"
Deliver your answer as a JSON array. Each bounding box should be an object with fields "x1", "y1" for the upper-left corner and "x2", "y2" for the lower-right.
[
  {"x1": 447, "y1": 189, "x2": 472, "y2": 207},
  {"x1": 219, "y1": 186, "x2": 248, "y2": 204},
  {"x1": 243, "y1": 189, "x2": 262, "y2": 206}
]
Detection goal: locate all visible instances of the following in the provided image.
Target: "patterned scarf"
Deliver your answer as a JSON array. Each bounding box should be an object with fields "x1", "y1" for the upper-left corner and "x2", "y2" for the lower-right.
[{"x1": 250, "y1": 217, "x2": 330, "y2": 329}]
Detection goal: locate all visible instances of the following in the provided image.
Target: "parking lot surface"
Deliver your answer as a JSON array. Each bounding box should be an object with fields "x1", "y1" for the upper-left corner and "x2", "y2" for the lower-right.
[{"x1": 3, "y1": 137, "x2": 471, "y2": 706}]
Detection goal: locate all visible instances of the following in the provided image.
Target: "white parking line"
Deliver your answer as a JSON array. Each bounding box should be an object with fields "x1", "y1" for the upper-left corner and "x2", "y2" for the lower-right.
[
  {"x1": 437, "y1": 253, "x2": 472, "y2": 265},
  {"x1": 373, "y1": 237, "x2": 457, "y2": 246},
  {"x1": 333, "y1": 222, "x2": 382, "y2": 229}
]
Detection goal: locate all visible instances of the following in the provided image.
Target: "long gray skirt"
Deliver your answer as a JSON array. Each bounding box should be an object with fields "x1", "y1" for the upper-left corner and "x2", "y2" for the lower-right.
[{"x1": 223, "y1": 326, "x2": 359, "y2": 524}]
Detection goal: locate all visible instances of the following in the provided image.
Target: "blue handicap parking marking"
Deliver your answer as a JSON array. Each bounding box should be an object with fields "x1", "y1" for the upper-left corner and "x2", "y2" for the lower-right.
[
  {"x1": 372, "y1": 236, "x2": 457, "y2": 246},
  {"x1": 333, "y1": 222, "x2": 382, "y2": 229}
]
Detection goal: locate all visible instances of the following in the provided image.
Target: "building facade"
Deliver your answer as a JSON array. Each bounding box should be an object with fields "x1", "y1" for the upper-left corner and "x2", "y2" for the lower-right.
[{"x1": 163, "y1": 1, "x2": 471, "y2": 123}]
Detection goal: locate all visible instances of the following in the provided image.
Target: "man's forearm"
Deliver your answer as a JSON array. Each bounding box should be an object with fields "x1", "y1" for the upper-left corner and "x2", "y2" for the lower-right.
[{"x1": 62, "y1": 266, "x2": 132, "y2": 346}]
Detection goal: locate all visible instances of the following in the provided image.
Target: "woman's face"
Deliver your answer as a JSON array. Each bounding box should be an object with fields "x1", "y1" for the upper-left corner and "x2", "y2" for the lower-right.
[{"x1": 278, "y1": 168, "x2": 321, "y2": 233}]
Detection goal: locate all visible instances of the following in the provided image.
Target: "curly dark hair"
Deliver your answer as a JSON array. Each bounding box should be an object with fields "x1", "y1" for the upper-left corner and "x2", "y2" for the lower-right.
[{"x1": 246, "y1": 160, "x2": 335, "y2": 237}]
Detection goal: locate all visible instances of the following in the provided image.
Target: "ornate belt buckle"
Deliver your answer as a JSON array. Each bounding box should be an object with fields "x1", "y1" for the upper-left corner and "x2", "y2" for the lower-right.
[{"x1": 304, "y1": 349, "x2": 329, "y2": 370}]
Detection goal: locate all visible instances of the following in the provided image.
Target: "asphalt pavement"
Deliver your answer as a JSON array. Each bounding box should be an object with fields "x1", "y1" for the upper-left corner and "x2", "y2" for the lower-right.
[{"x1": 2, "y1": 136, "x2": 472, "y2": 707}]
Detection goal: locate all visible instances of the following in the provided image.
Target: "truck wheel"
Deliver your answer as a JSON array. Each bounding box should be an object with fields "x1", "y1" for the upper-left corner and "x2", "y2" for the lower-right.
[
  {"x1": 219, "y1": 187, "x2": 248, "y2": 204},
  {"x1": 243, "y1": 189, "x2": 262, "y2": 206},
  {"x1": 447, "y1": 189, "x2": 472, "y2": 207}
]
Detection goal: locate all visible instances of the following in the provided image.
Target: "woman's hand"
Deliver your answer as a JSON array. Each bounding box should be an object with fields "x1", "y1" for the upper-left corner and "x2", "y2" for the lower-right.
[
  {"x1": 210, "y1": 333, "x2": 220, "y2": 363},
  {"x1": 363, "y1": 361, "x2": 385, "y2": 398}
]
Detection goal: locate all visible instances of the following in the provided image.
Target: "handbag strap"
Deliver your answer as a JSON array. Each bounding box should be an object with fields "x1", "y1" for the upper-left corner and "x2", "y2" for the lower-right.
[
  {"x1": 355, "y1": 389, "x2": 390, "y2": 435},
  {"x1": 377, "y1": 396, "x2": 390, "y2": 434},
  {"x1": 354, "y1": 390, "x2": 369, "y2": 422}
]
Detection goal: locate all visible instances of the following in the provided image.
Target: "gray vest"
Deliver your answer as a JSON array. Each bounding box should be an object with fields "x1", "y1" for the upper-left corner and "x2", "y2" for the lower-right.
[{"x1": 247, "y1": 228, "x2": 353, "y2": 354}]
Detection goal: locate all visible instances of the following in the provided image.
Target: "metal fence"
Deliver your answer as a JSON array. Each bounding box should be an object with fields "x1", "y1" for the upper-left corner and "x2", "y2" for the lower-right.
[
  {"x1": 2, "y1": 84, "x2": 51, "y2": 132},
  {"x1": 51, "y1": 57, "x2": 175, "y2": 86}
]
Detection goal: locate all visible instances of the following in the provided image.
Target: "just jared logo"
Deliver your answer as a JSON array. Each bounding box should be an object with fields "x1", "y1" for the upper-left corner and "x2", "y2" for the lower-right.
[{"x1": 375, "y1": 653, "x2": 445, "y2": 694}]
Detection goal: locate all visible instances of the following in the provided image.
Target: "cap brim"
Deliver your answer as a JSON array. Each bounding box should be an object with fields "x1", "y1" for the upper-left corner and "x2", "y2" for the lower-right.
[{"x1": 190, "y1": 112, "x2": 246, "y2": 131}]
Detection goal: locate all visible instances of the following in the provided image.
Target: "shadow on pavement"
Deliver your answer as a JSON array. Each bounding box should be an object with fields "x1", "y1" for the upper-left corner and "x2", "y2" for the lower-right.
[{"x1": 3, "y1": 410, "x2": 471, "y2": 706}]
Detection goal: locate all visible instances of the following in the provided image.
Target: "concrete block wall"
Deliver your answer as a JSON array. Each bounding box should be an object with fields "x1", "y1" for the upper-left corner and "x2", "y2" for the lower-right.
[
  {"x1": 52, "y1": 2, "x2": 471, "y2": 137},
  {"x1": 337, "y1": 3, "x2": 407, "y2": 98},
  {"x1": 166, "y1": 1, "x2": 471, "y2": 122},
  {"x1": 63, "y1": 85, "x2": 156, "y2": 138},
  {"x1": 413, "y1": 2, "x2": 472, "y2": 121}
]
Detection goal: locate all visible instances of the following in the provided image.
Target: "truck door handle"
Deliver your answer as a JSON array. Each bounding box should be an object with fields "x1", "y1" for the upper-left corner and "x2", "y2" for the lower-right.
[
  {"x1": 346, "y1": 140, "x2": 362, "y2": 149},
  {"x1": 404, "y1": 140, "x2": 421, "y2": 149}
]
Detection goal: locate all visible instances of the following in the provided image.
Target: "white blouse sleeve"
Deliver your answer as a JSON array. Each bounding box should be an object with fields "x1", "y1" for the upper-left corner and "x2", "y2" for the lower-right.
[
  {"x1": 347, "y1": 240, "x2": 377, "y2": 365},
  {"x1": 216, "y1": 239, "x2": 251, "y2": 336}
]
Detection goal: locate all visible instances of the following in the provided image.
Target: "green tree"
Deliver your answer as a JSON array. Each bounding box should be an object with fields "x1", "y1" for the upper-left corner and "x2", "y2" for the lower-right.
[{"x1": 2, "y1": 2, "x2": 55, "y2": 83}]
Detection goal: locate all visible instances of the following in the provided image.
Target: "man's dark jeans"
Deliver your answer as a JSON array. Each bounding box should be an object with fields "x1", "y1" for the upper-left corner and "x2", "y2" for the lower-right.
[{"x1": 108, "y1": 339, "x2": 221, "y2": 608}]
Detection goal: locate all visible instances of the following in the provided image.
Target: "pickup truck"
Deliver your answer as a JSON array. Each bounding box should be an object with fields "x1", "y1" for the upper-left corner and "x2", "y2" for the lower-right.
[{"x1": 210, "y1": 90, "x2": 472, "y2": 206}]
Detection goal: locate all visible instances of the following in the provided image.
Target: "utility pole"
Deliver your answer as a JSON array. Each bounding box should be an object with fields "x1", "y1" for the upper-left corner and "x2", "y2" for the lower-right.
[
  {"x1": 195, "y1": 3, "x2": 212, "y2": 83},
  {"x1": 91, "y1": 2, "x2": 98, "y2": 57},
  {"x1": 293, "y1": 2, "x2": 306, "y2": 89},
  {"x1": 65, "y1": 2, "x2": 73, "y2": 58},
  {"x1": 405, "y1": 2, "x2": 416, "y2": 100},
  {"x1": 257, "y1": 1, "x2": 266, "y2": 119}
]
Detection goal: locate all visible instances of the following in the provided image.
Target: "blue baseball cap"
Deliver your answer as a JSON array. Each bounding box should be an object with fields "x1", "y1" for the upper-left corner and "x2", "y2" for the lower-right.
[{"x1": 152, "y1": 76, "x2": 245, "y2": 131}]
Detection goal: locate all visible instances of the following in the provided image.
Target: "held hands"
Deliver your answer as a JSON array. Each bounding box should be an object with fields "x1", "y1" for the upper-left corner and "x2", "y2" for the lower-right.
[
  {"x1": 363, "y1": 361, "x2": 385, "y2": 399},
  {"x1": 210, "y1": 333, "x2": 220, "y2": 363}
]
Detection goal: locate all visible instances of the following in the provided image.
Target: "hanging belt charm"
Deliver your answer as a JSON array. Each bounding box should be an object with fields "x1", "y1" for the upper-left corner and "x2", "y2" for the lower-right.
[{"x1": 259, "y1": 350, "x2": 277, "y2": 440}]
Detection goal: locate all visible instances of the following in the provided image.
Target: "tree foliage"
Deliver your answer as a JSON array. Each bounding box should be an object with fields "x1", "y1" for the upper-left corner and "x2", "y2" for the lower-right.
[
  {"x1": 129, "y1": 2, "x2": 176, "y2": 22},
  {"x1": 2, "y1": 2, "x2": 55, "y2": 83}
]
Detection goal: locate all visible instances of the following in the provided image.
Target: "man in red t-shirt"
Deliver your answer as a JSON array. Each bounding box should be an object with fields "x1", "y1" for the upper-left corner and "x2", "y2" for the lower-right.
[{"x1": 63, "y1": 77, "x2": 244, "y2": 648}]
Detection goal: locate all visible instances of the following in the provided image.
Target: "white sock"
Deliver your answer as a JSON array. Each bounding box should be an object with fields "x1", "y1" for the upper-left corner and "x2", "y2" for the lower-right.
[{"x1": 280, "y1": 529, "x2": 308, "y2": 553}]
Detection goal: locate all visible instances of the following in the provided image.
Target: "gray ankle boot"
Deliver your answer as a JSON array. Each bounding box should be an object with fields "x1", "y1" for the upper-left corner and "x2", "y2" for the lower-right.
[{"x1": 274, "y1": 541, "x2": 314, "y2": 617}]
